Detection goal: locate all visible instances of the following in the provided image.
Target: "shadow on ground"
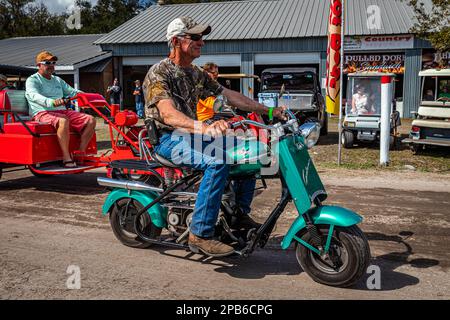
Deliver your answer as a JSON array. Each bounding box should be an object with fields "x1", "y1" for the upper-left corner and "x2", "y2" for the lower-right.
[
  {"x1": 0, "y1": 171, "x2": 108, "y2": 195},
  {"x1": 150, "y1": 230, "x2": 439, "y2": 291}
]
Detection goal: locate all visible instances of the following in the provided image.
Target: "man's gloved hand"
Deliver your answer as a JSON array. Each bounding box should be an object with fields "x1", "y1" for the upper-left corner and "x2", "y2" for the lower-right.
[
  {"x1": 203, "y1": 119, "x2": 229, "y2": 138},
  {"x1": 53, "y1": 98, "x2": 66, "y2": 107}
]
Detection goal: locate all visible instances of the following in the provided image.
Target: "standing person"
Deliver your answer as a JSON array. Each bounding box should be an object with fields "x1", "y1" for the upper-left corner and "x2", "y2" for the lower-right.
[
  {"x1": 25, "y1": 51, "x2": 96, "y2": 168},
  {"x1": 107, "y1": 78, "x2": 122, "y2": 108},
  {"x1": 196, "y1": 62, "x2": 219, "y2": 122},
  {"x1": 143, "y1": 17, "x2": 286, "y2": 257},
  {"x1": 0, "y1": 74, "x2": 7, "y2": 90},
  {"x1": 133, "y1": 80, "x2": 145, "y2": 118},
  {"x1": 0, "y1": 74, "x2": 10, "y2": 90}
]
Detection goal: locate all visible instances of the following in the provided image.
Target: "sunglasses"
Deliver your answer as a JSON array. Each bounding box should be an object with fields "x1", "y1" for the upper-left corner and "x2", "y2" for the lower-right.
[
  {"x1": 39, "y1": 61, "x2": 57, "y2": 65},
  {"x1": 184, "y1": 34, "x2": 203, "y2": 41}
]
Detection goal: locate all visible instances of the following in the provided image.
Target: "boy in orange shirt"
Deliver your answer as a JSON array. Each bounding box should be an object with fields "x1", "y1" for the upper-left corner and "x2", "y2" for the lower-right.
[{"x1": 197, "y1": 62, "x2": 219, "y2": 122}]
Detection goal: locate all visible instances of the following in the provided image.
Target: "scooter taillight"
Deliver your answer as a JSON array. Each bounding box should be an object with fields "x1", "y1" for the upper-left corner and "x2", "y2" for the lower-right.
[{"x1": 411, "y1": 126, "x2": 420, "y2": 133}]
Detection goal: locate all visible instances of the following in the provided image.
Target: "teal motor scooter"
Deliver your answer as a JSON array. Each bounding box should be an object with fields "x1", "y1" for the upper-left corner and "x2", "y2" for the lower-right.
[{"x1": 98, "y1": 101, "x2": 371, "y2": 288}]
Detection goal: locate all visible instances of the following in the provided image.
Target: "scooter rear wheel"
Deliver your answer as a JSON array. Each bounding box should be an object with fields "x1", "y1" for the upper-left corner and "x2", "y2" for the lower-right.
[
  {"x1": 109, "y1": 198, "x2": 162, "y2": 248},
  {"x1": 295, "y1": 225, "x2": 370, "y2": 288}
]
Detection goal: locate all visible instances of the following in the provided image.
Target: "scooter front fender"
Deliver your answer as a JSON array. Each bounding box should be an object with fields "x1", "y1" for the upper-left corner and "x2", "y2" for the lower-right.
[
  {"x1": 281, "y1": 205, "x2": 362, "y2": 250},
  {"x1": 102, "y1": 189, "x2": 167, "y2": 228}
]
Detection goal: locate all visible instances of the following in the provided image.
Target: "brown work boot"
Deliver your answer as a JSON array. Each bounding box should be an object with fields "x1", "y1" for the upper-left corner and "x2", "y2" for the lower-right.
[{"x1": 188, "y1": 233, "x2": 235, "y2": 257}]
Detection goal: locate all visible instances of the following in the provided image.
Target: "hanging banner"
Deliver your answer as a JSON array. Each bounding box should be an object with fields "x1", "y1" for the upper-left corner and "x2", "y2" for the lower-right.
[
  {"x1": 344, "y1": 35, "x2": 414, "y2": 50},
  {"x1": 344, "y1": 53, "x2": 405, "y2": 74},
  {"x1": 325, "y1": 0, "x2": 343, "y2": 115}
]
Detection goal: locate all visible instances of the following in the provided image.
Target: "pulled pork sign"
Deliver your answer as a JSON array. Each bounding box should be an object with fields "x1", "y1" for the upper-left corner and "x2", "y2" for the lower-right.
[{"x1": 344, "y1": 53, "x2": 405, "y2": 74}]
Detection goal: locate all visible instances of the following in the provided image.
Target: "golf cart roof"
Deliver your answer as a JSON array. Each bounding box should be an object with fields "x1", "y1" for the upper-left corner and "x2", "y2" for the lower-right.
[
  {"x1": 419, "y1": 69, "x2": 450, "y2": 77},
  {"x1": 218, "y1": 73, "x2": 260, "y2": 80},
  {"x1": 261, "y1": 68, "x2": 317, "y2": 74},
  {"x1": 0, "y1": 64, "x2": 35, "y2": 77},
  {"x1": 347, "y1": 72, "x2": 396, "y2": 78}
]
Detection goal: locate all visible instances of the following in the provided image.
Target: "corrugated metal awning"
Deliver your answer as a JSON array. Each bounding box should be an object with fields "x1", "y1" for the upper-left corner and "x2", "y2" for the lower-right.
[{"x1": 96, "y1": 0, "x2": 429, "y2": 45}]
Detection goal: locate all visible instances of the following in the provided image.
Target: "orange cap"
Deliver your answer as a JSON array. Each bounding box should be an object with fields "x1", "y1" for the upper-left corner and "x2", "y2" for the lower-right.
[{"x1": 35, "y1": 51, "x2": 58, "y2": 65}]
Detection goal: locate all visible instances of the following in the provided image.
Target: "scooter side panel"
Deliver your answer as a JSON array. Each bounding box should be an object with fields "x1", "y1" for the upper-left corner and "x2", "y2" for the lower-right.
[
  {"x1": 278, "y1": 135, "x2": 326, "y2": 214},
  {"x1": 280, "y1": 205, "x2": 363, "y2": 249},
  {"x1": 226, "y1": 139, "x2": 269, "y2": 165},
  {"x1": 102, "y1": 189, "x2": 168, "y2": 228}
]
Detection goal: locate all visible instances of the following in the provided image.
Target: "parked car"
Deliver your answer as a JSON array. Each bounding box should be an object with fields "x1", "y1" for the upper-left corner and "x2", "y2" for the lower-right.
[
  {"x1": 402, "y1": 68, "x2": 450, "y2": 153},
  {"x1": 257, "y1": 68, "x2": 328, "y2": 135}
]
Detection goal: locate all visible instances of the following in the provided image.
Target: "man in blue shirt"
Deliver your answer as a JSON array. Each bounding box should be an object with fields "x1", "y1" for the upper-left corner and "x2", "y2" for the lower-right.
[{"x1": 133, "y1": 80, "x2": 144, "y2": 118}]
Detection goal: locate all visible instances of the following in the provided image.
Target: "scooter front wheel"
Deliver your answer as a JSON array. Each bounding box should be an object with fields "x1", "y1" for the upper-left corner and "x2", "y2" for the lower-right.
[
  {"x1": 295, "y1": 225, "x2": 370, "y2": 288},
  {"x1": 109, "y1": 198, "x2": 162, "y2": 249}
]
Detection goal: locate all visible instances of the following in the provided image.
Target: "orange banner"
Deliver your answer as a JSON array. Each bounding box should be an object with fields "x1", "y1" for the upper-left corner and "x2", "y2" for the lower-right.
[{"x1": 325, "y1": 0, "x2": 343, "y2": 115}]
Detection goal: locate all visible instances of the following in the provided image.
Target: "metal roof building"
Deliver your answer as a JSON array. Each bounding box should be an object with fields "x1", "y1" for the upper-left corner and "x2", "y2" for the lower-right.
[
  {"x1": 96, "y1": 0, "x2": 425, "y2": 45},
  {"x1": 0, "y1": 34, "x2": 111, "y2": 89}
]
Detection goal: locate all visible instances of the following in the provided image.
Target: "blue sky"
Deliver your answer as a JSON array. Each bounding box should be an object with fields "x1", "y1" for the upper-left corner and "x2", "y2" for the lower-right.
[
  {"x1": 44, "y1": 0, "x2": 98, "y2": 13},
  {"x1": 43, "y1": 0, "x2": 156, "y2": 14}
]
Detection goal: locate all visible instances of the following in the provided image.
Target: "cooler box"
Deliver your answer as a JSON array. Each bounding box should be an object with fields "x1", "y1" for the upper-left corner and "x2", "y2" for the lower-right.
[{"x1": 258, "y1": 92, "x2": 278, "y2": 108}]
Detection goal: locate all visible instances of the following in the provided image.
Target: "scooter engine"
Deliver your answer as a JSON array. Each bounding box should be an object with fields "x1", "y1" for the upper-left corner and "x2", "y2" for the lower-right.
[{"x1": 166, "y1": 207, "x2": 193, "y2": 237}]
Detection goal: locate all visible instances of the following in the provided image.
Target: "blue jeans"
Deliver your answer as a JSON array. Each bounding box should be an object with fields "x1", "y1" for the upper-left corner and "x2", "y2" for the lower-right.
[
  {"x1": 154, "y1": 132, "x2": 255, "y2": 238},
  {"x1": 135, "y1": 101, "x2": 144, "y2": 118},
  {"x1": 232, "y1": 179, "x2": 256, "y2": 215}
]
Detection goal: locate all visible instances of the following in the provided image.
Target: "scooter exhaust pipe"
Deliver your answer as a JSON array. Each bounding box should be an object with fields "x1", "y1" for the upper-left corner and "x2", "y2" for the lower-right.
[
  {"x1": 97, "y1": 177, "x2": 197, "y2": 198},
  {"x1": 97, "y1": 177, "x2": 164, "y2": 193}
]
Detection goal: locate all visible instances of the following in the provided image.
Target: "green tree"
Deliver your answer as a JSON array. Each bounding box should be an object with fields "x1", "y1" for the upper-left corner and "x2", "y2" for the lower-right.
[
  {"x1": 408, "y1": 0, "x2": 450, "y2": 52},
  {"x1": 69, "y1": 0, "x2": 144, "y2": 34},
  {"x1": 0, "y1": 0, "x2": 66, "y2": 39},
  {"x1": 0, "y1": 0, "x2": 33, "y2": 39},
  {"x1": 26, "y1": 2, "x2": 66, "y2": 36}
]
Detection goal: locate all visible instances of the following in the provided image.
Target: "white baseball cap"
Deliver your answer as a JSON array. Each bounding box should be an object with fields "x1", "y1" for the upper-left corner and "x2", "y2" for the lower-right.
[
  {"x1": 166, "y1": 16, "x2": 211, "y2": 41},
  {"x1": 0, "y1": 74, "x2": 7, "y2": 82}
]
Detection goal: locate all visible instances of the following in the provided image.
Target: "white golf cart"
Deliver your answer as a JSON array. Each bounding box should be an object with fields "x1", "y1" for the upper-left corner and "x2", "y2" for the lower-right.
[
  {"x1": 402, "y1": 68, "x2": 450, "y2": 153},
  {"x1": 342, "y1": 72, "x2": 400, "y2": 148}
]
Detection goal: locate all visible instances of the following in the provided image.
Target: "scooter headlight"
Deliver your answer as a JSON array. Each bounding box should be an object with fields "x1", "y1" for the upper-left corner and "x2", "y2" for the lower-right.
[{"x1": 300, "y1": 122, "x2": 321, "y2": 148}]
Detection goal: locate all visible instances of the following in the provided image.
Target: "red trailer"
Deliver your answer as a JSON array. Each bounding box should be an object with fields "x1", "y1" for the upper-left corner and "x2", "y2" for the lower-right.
[{"x1": 0, "y1": 89, "x2": 148, "y2": 180}]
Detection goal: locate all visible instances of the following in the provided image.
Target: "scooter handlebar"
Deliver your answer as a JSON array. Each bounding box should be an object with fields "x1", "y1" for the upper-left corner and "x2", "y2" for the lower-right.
[
  {"x1": 229, "y1": 119, "x2": 273, "y2": 130},
  {"x1": 229, "y1": 119, "x2": 298, "y2": 133}
]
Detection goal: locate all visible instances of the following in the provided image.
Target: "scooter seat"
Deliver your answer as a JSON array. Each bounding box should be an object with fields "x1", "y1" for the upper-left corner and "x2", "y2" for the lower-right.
[{"x1": 152, "y1": 152, "x2": 180, "y2": 168}]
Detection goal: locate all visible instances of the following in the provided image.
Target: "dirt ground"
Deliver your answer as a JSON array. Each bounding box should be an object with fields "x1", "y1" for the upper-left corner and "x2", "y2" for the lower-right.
[{"x1": 0, "y1": 166, "x2": 449, "y2": 300}]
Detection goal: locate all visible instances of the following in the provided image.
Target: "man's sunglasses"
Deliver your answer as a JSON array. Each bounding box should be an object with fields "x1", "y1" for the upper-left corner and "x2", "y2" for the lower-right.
[
  {"x1": 183, "y1": 34, "x2": 203, "y2": 41},
  {"x1": 39, "y1": 61, "x2": 57, "y2": 65}
]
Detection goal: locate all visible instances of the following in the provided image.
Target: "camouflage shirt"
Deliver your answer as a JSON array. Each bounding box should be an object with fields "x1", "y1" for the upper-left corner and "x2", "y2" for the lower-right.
[{"x1": 143, "y1": 58, "x2": 223, "y2": 131}]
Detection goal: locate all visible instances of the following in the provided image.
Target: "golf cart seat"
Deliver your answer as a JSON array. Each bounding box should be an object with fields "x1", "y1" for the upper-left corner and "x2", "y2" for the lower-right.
[{"x1": 0, "y1": 90, "x2": 57, "y2": 134}]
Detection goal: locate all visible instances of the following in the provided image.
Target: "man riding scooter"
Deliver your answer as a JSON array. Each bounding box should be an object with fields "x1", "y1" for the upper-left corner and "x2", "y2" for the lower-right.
[{"x1": 143, "y1": 16, "x2": 286, "y2": 257}]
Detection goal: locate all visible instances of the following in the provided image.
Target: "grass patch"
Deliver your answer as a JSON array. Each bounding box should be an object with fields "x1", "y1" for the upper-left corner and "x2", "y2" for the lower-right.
[{"x1": 313, "y1": 116, "x2": 450, "y2": 173}]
